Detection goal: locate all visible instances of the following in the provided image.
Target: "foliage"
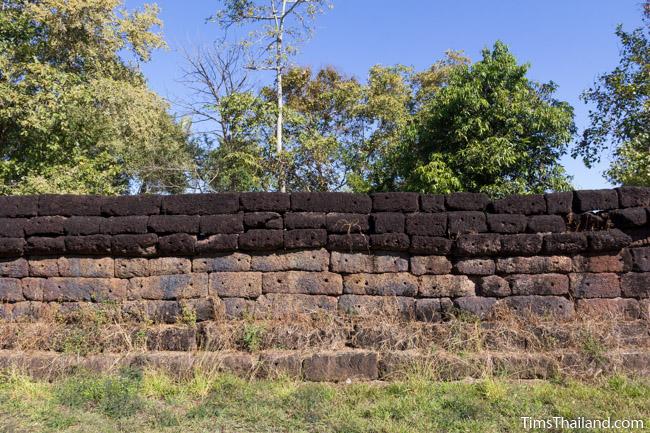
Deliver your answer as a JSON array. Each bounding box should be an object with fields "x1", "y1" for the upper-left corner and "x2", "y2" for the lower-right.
[
  {"x1": 574, "y1": 2, "x2": 650, "y2": 186},
  {"x1": 0, "y1": 0, "x2": 193, "y2": 195}
]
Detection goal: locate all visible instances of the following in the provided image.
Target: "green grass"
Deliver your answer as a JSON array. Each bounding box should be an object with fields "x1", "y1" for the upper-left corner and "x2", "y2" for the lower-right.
[{"x1": 0, "y1": 369, "x2": 648, "y2": 432}]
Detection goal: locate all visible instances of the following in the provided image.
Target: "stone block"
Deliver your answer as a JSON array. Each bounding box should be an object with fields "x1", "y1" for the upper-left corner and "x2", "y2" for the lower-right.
[
  {"x1": 331, "y1": 251, "x2": 407, "y2": 273},
  {"x1": 42, "y1": 277, "x2": 127, "y2": 302},
  {"x1": 58, "y1": 257, "x2": 114, "y2": 278},
  {"x1": 146, "y1": 326, "x2": 197, "y2": 352},
  {"x1": 148, "y1": 258, "x2": 192, "y2": 276},
  {"x1": 243, "y1": 212, "x2": 282, "y2": 229},
  {"x1": 496, "y1": 256, "x2": 572, "y2": 274},
  {"x1": 148, "y1": 215, "x2": 199, "y2": 234},
  {"x1": 543, "y1": 233, "x2": 588, "y2": 254},
  {"x1": 38, "y1": 194, "x2": 103, "y2": 216},
  {"x1": 454, "y1": 296, "x2": 497, "y2": 318},
  {"x1": 478, "y1": 275, "x2": 511, "y2": 297},
  {"x1": 409, "y1": 236, "x2": 452, "y2": 255},
  {"x1": 629, "y1": 247, "x2": 650, "y2": 272},
  {"x1": 527, "y1": 215, "x2": 566, "y2": 233},
  {"x1": 610, "y1": 208, "x2": 647, "y2": 228},
  {"x1": 257, "y1": 352, "x2": 302, "y2": 379},
  {"x1": 115, "y1": 258, "x2": 149, "y2": 278},
  {"x1": 221, "y1": 298, "x2": 256, "y2": 319},
  {"x1": 283, "y1": 212, "x2": 326, "y2": 229},
  {"x1": 262, "y1": 271, "x2": 342, "y2": 295},
  {"x1": 284, "y1": 229, "x2": 327, "y2": 249},
  {"x1": 0, "y1": 218, "x2": 25, "y2": 238},
  {"x1": 487, "y1": 214, "x2": 526, "y2": 233},
  {"x1": 0, "y1": 278, "x2": 23, "y2": 302},
  {"x1": 492, "y1": 194, "x2": 546, "y2": 214},
  {"x1": 251, "y1": 249, "x2": 329, "y2": 272},
  {"x1": 572, "y1": 255, "x2": 625, "y2": 273},
  {"x1": 128, "y1": 274, "x2": 208, "y2": 300},
  {"x1": 576, "y1": 298, "x2": 641, "y2": 320},
  {"x1": 545, "y1": 191, "x2": 573, "y2": 214},
  {"x1": 410, "y1": 256, "x2": 452, "y2": 275},
  {"x1": 328, "y1": 234, "x2": 369, "y2": 252},
  {"x1": 445, "y1": 192, "x2": 490, "y2": 211},
  {"x1": 569, "y1": 273, "x2": 620, "y2": 298},
  {"x1": 240, "y1": 192, "x2": 290, "y2": 211},
  {"x1": 195, "y1": 234, "x2": 238, "y2": 253},
  {"x1": 326, "y1": 213, "x2": 369, "y2": 233},
  {"x1": 371, "y1": 213, "x2": 404, "y2": 234},
  {"x1": 454, "y1": 259, "x2": 495, "y2": 275},
  {"x1": 257, "y1": 293, "x2": 338, "y2": 317},
  {"x1": 455, "y1": 234, "x2": 501, "y2": 256},
  {"x1": 370, "y1": 234, "x2": 410, "y2": 251},
  {"x1": 24, "y1": 216, "x2": 66, "y2": 236},
  {"x1": 420, "y1": 194, "x2": 445, "y2": 212},
  {"x1": 343, "y1": 273, "x2": 418, "y2": 296},
  {"x1": 500, "y1": 234, "x2": 543, "y2": 256},
  {"x1": 0, "y1": 196, "x2": 37, "y2": 217},
  {"x1": 338, "y1": 295, "x2": 415, "y2": 318},
  {"x1": 617, "y1": 186, "x2": 650, "y2": 208},
  {"x1": 587, "y1": 229, "x2": 631, "y2": 252},
  {"x1": 621, "y1": 273, "x2": 650, "y2": 298},
  {"x1": 419, "y1": 275, "x2": 475, "y2": 297},
  {"x1": 21, "y1": 278, "x2": 43, "y2": 301},
  {"x1": 111, "y1": 234, "x2": 157, "y2": 256},
  {"x1": 415, "y1": 298, "x2": 445, "y2": 322},
  {"x1": 0, "y1": 258, "x2": 28, "y2": 277},
  {"x1": 447, "y1": 211, "x2": 487, "y2": 234},
  {"x1": 303, "y1": 351, "x2": 379, "y2": 382},
  {"x1": 209, "y1": 272, "x2": 262, "y2": 298},
  {"x1": 161, "y1": 193, "x2": 239, "y2": 215},
  {"x1": 28, "y1": 258, "x2": 59, "y2": 277},
  {"x1": 64, "y1": 235, "x2": 112, "y2": 255},
  {"x1": 238, "y1": 230, "x2": 283, "y2": 251},
  {"x1": 158, "y1": 233, "x2": 195, "y2": 256},
  {"x1": 101, "y1": 195, "x2": 161, "y2": 216},
  {"x1": 500, "y1": 295, "x2": 574, "y2": 319},
  {"x1": 371, "y1": 192, "x2": 418, "y2": 212},
  {"x1": 291, "y1": 192, "x2": 371, "y2": 213},
  {"x1": 508, "y1": 274, "x2": 569, "y2": 295},
  {"x1": 574, "y1": 189, "x2": 618, "y2": 212},
  {"x1": 199, "y1": 214, "x2": 243, "y2": 234},
  {"x1": 193, "y1": 253, "x2": 251, "y2": 272},
  {"x1": 100, "y1": 216, "x2": 148, "y2": 234},
  {"x1": 25, "y1": 237, "x2": 65, "y2": 255},
  {"x1": 63, "y1": 216, "x2": 102, "y2": 236},
  {"x1": 405, "y1": 213, "x2": 446, "y2": 236},
  {"x1": 122, "y1": 300, "x2": 182, "y2": 323}
]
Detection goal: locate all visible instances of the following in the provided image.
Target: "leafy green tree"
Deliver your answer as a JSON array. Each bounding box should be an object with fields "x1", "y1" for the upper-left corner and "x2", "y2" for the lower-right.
[
  {"x1": 573, "y1": 2, "x2": 650, "y2": 186},
  {"x1": 0, "y1": 0, "x2": 193, "y2": 195},
  {"x1": 394, "y1": 42, "x2": 575, "y2": 196}
]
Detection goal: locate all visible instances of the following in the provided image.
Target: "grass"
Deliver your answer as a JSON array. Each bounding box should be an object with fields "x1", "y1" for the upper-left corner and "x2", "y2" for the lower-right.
[{"x1": 0, "y1": 369, "x2": 648, "y2": 432}]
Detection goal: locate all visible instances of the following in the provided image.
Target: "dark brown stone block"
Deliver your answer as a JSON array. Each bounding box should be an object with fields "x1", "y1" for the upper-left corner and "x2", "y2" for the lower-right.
[
  {"x1": 420, "y1": 194, "x2": 445, "y2": 212},
  {"x1": 101, "y1": 195, "x2": 161, "y2": 216},
  {"x1": 199, "y1": 215, "x2": 243, "y2": 234},
  {"x1": 25, "y1": 237, "x2": 65, "y2": 255},
  {"x1": 492, "y1": 194, "x2": 546, "y2": 215},
  {"x1": 527, "y1": 215, "x2": 566, "y2": 233},
  {"x1": 545, "y1": 191, "x2": 573, "y2": 214},
  {"x1": 487, "y1": 214, "x2": 526, "y2": 233},
  {"x1": 574, "y1": 189, "x2": 618, "y2": 212},
  {"x1": 0, "y1": 196, "x2": 37, "y2": 217},
  {"x1": 455, "y1": 234, "x2": 501, "y2": 256},
  {"x1": 195, "y1": 234, "x2": 238, "y2": 253},
  {"x1": 371, "y1": 192, "x2": 418, "y2": 212},
  {"x1": 409, "y1": 236, "x2": 452, "y2": 255},
  {"x1": 291, "y1": 192, "x2": 371, "y2": 213},
  {"x1": 405, "y1": 213, "x2": 446, "y2": 236},
  {"x1": 111, "y1": 234, "x2": 157, "y2": 256},
  {"x1": 445, "y1": 192, "x2": 490, "y2": 211},
  {"x1": 371, "y1": 213, "x2": 405, "y2": 234},
  {"x1": 617, "y1": 186, "x2": 650, "y2": 208},
  {"x1": 284, "y1": 212, "x2": 326, "y2": 229},
  {"x1": 370, "y1": 233, "x2": 410, "y2": 251},
  {"x1": 610, "y1": 207, "x2": 647, "y2": 228},
  {"x1": 24, "y1": 216, "x2": 66, "y2": 236},
  {"x1": 630, "y1": 247, "x2": 650, "y2": 272},
  {"x1": 326, "y1": 213, "x2": 369, "y2": 233},
  {"x1": 284, "y1": 229, "x2": 327, "y2": 249},
  {"x1": 0, "y1": 218, "x2": 25, "y2": 237},
  {"x1": 240, "y1": 192, "x2": 290, "y2": 211},
  {"x1": 448, "y1": 211, "x2": 487, "y2": 235},
  {"x1": 239, "y1": 230, "x2": 284, "y2": 251},
  {"x1": 328, "y1": 234, "x2": 369, "y2": 252},
  {"x1": 63, "y1": 216, "x2": 102, "y2": 235},
  {"x1": 543, "y1": 233, "x2": 588, "y2": 254},
  {"x1": 587, "y1": 229, "x2": 631, "y2": 252},
  {"x1": 161, "y1": 194, "x2": 239, "y2": 215},
  {"x1": 500, "y1": 234, "x2": 543, "y2": 255},
  {"x1": 149, "y1": 215, "x2": 199, "y2": 234},
  {"x1": 243, "y1": 212, "x2": 282, "y2": 229},
  {"x1": 158, "y1": 233, "x2": 196, "y2": 255},
  {"x1": 0, "y1": 238, "x2": 25, "y2": 257},
  {"x1": 64, "y1": 235, "x2": 112, "y2": 255},
  {"x1": 38, "y1": 195, "x2": 103, "y2": 216},
  {"x1": 100, "y1": 216, "x2": 148, "y2": 234}
]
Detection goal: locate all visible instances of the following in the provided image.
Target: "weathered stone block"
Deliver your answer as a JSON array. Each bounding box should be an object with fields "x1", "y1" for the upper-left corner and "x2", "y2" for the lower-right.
[
  {"x1": 454, "y1": 296, "x2": 497, "y2": 318},
  {"x1": 455, "y1": 234, "x2": 501, "y2": 256},
  {"x1": 303, "y1": 352, "x2": 378, "y2": 382},
  {"x1": 101, "y1": 195, "x2": 161, "y2": 216},
  {"x1": 587, "y1": 229, "x2": 631, "y2": 252},
  {"x1": 58, "y1": 257, "x2": 114, "y2": 278},
  {"x1": 148, "y1": 258, "x2": 191, "y2": 276},
  {"x1": 291, "y1": 192, "x2": 371, "y2": 213},
  {"x1": 610, "y1": 208, "x2": 647, "y2": 228},
  {"x1": 63, "y1": 216, "x2": 102, "y2": 236},
  {"x1": 257, "y1": 352, "x2": 302, "y2": 379},
  {"x1": 193, "y1": 253, "x2": 251, "y2": 272},
  {"x1": 64, "y1": 235, "x2": 112, "y2": 255},
  {"x1": 569, "y1": 273, "x2": 620, "y2": 298},
  {"x1": 621, "y1": 273, "x2": 650, "y2": 298},
  {"x1": 617, "y1": 186, "x2": 650, "y2": 208},
  {"x1": 148, "y1": 215, "x2": 199, "y2": 234},
  {"x1": 331, "y1": 251, "x2": 407, "y2": 273},
  {"x1": 500, "y1": 295, "x2": 574, "y2": 319},
  {"x1": 128, "y1": 274, "x2": 208, "y2": 300},
  {"x1": 445, "y1": 192, "x2": 490, "y2": 211},
  {"x1": 238, "y1": 230, "x2": 283, "y2": 251},
  {"x1": 478, "y1": 275, "x2": 510, "y2": 297},
  {"x1": 419, "y1": 275, "x2": 475, "y2": 297},
  {"x1": 371, "y1": 192, "x2": 419, "y2": 212},
  {"x1": 338, "y1": 295, "x2": 415, "y2": 318},
  {"x1": 371, "y1": 213, "x2": 404, "y2": 234},
  {"x1": 415, "y1": 298, "x2": 444, "y2": 322},
  {"x1": 409, "y1": 236, "x2": 452, "y2": 255},
  {"x1": 195, "y1": 234, "x2": 238, "y2": 253},
  {"x1": 326, "y1": 213, "x2": 369, "y2": 233},
  {"x1": 115, "y1": 258, "x2": 149, "y2": 278},
  {"x1": 576, "y1": 298, "x2": 641, "y2": 320},
  {"x1": 327, "y1": 234, "x2": 369, "y2": 252},
  {"x1": 25, "y1": 237, "x2": 65, "y2": 255},
  {"x1": 527, "y1": 215, "x2": 566, "y2": 233},
  {"x1": 161, "y1": 193, "x2": 239, "y2": 215},
  {"x1": 370, "y1": 234, "x2": 410, "y2": 251},
  {"x1": 420, "y1": 194, "x2": 445, "y2": 212},
  {"x1": 0, "y1": 259, "x2": 28, "y2": 278},
  {"x1": 343, "y1": 273, "x2": 418, "y2": 296},
  {"x1": 0, "y1": 278, "x2": 23, "y2": 302},
  {"x1": 284, "y1": 212, "x2": 326, "y2": 229},
  {"x1": 447, "y1": 211, "x2": 487, "y2": 234},
  {"x1": 500, "y1": 234, "x2": 543, "y2": 256},
  {"x1": 240, "y1": 192, "x2": 290, "y2": 212},
  {"x1": 146, "y1": 326, "x2": 197, "y2": 352},
  {"x1": 572, "y1": 255, "x2": 625, "y2": 273},
  {"x1": 38, "y1": 194, "x2": 103, "y2": 216},
  {"x1": 0, "y1": 196, "x2": 37, "y2": 217},
  {"x1": 454, "y1": 259, "x2": 495, "y2": 275},
  {"x1": 508, "y1": 274, "x2": 569, "y2": 295},
  {"x1": 405, "y1": 213, "x2": 446, "y2": 236},
  {"x1": 543, "y1": 233, "x2": 588, "y2": 254},
  {"x1": 158, "y1": 233, "x2": 195, "y2": 256},
  {"x1": 21, "y1": 278, "x2": 43, "y2": 301},
  {"x1": 43, "y1": 277, "x2": 127, "y2": 302},
  {"x1": 0, "y1": 218, "x2": 25, "y2": 238},
  {"x1": 545, "y1": 191, "x2": 573, "y2": 214},
  {"x1": 262, "y1": 271, "x2": 342, "y2": 295},
  {"x1": 284, "y1": 229, "x2": 327, "y2": 249},
  {"x1": 112, "y1": 234, "x2": 157, "y2": 256},
  {"x1": 24, "y1": 216, "x2": 66, "y2": 236},
  {"x1": 0, "y1": 238, "x2": 25, "y2": 258},
  {"x1": 199, "y1": 214, "x2": 243, "y2": 234},
  {"x1": 257, "y1": 293, "x2": 338, "y2": 316},
  {"x1": 496, "y1": 256, "x2": 572, "y2": 274},
  {"x1": 100, "y1": 216, "x2": 148, "y2": 234},
  {"x1": 574, "y1": 189, "x2": 618, "y2": 212},
  {"x1": 629, "y1": 247, "x2": 650, "y2": 272},
  {"x1": 209, "y1": 272, "x2": 262, "y2": 298},
  {"x1": 221, "y1": 297, "x2": 257, "y2": 319},
  {"x1": 492, "y1": 194, "x2": 546, "y2": 214},
  {"x1": 251, "y1": 249, "x2": 329, "y2": 272},
  {"x1": 487, "y1": 214, "x2": 526, "y2": 233},
  {"x1": 410, "y1": 256, "x2": 452, "y2": 276},
  {"x1": 243, "y1": 212, "x2": 283, "y2": 229}
]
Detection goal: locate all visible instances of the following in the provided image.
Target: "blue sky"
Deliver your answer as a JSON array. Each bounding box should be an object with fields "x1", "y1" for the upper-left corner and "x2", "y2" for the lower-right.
[{"x1": 126, "y1": 0, "x2": 646, "y2": 190}]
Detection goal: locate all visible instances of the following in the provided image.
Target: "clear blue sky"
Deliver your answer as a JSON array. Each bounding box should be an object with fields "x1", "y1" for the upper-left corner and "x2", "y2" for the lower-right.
[{"x1": 126, "y1": 0, "x2": 646, "y2": 190}]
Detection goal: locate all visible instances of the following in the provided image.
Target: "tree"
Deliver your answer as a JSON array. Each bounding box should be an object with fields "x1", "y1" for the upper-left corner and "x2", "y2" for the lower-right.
[
  {"x1": 213, "y1": 0, "x2": 332, "y2": 192},
  {"x1": 0, "y1": 0, "x2": 193, "y2": 195},
  {"x1": 391, "y1": 42, "x2": 575, "y2": 196},
  {"x1": 573, "y1": 1, "x2": 650, "y2": 186}
]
